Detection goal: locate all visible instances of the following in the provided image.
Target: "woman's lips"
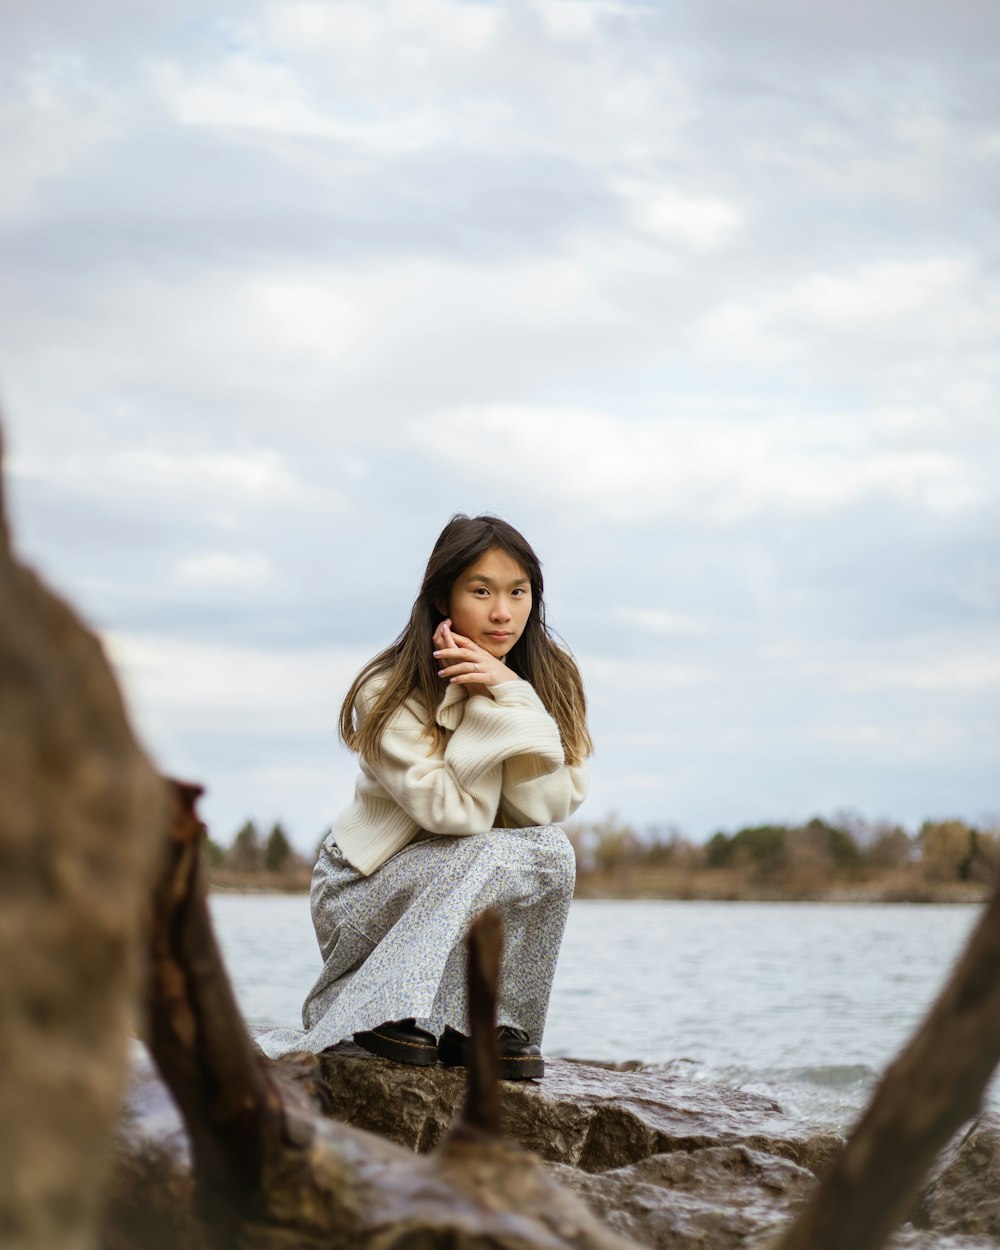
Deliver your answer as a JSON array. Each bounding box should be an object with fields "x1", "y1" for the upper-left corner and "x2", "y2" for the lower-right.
[{"x1": 486, "y1": 631, "x2": 511, "y2": 641}]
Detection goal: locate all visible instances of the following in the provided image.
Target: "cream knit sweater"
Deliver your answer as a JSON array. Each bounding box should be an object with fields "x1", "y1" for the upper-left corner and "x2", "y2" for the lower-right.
[{"x1": 332, "y1": 677, "x2": 589, "y2": 875}]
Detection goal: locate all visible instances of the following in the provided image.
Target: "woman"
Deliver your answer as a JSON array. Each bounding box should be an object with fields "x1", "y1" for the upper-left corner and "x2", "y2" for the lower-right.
[{"x1": 259, "y1": 514, "x2": 591, "y2": 1078}]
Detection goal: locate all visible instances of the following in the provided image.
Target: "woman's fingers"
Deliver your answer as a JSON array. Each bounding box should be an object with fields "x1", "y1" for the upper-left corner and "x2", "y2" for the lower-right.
[
  {"x1": 434, "y1": 644, "x2": 485, "y2": 676},
  {"x1": 432, "y1": 621, "x2": 513, "y2": 687},
  {"x1": 437, "y1": 665, "x2": 478, "y2": 679},
  {"x1": 431, "y1": 618, "x2": 454, "y2": 651},
  {"x1": 446, "y1": 628, "x2": 476, "y2": 650},
  {"x1": 437, "y1": 651, "x2": 513, "y2": 687},
  {"x1": 434, "y1": 651, "x2": 479, "y2": 672}
]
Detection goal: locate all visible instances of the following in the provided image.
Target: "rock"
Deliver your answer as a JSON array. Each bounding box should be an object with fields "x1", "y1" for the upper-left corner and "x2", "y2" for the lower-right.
[
  {"x1": 890, "y1": 1230, "x2": 999, "y2": 1250},
  {"x1": 125, "y1": 1050, "x2": 1000, "y2": 1250},
  {"x1": 125, "y1": 1048, "x2": 841, "y2": 1249},
  {"x1": 550, "y1": 1145, "x2": 816, "y2": 1249},
  {"x1": 117, "y1": 1052, "x2": 639, "y2": 1250},
  {"x1": 314, "y1": 1048, "x2": 843, "y2": 1176},
  {"x1": 0, "y1": 422, "x2": 168, "y2": 1250},
  {"x1": 914, "y1": 1112, "x2": 1000, "y2": 1237}
]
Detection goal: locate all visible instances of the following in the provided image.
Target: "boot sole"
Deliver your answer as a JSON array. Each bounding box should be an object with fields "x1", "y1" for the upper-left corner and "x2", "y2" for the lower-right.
[
  {"x1": 353, "y1": 1028, "x2": 439, "y2": 1066},
  {"x1": 498, "y1": 1054, "x2": 545, "y2": 1080}
]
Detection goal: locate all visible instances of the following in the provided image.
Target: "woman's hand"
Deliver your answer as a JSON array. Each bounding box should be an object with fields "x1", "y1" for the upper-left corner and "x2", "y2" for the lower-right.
[{"x1": 432, "y1": 619, "x2": 517, "y2": 690}]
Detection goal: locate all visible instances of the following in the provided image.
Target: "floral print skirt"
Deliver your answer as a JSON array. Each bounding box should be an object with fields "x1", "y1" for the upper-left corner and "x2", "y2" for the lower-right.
[{"x1": 256, "y1": 825, "x2": 576, "y2": 1059}]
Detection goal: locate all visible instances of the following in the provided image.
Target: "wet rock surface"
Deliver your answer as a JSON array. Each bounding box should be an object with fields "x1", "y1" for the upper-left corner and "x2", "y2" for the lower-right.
[
  {"x1": 314, "y1": 1048, "x2": 843, "y2": 1176},
  {"x1": 125, "y1": 1049, "x2": 1000, "y2": 1248},
  {"x1": 550, "y1": 1144, "x2": 815, "y2": 1249},
  {"x1": 891, "y1": 1234, "x2": 1000, "y2": 1250},
  {"x1": 126, "y1": 1047, "x2": 839, "y2": 1247},
  {"x1": 915, "y1": 1112, "x2": 1000, "y2": 1239}
]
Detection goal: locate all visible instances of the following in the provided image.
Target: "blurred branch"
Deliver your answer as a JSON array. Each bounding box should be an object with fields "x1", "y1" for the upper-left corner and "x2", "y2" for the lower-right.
[{"x1": 773, "y1": 878, "x2": 1000, "y2": 1250}]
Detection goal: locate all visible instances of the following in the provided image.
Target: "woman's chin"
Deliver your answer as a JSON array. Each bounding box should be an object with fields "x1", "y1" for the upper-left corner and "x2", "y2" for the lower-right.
[{"x1": 484, "y1": 639, "x2": 517, "y2": 660}]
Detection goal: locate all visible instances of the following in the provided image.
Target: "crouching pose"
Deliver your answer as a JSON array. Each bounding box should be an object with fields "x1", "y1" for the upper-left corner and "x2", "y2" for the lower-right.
[{"x1": 259, "y1": 514, "x2": 591, "y2": 1078}]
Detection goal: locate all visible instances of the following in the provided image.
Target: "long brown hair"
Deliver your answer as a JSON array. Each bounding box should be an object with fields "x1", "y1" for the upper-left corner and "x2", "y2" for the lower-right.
[{"x1": 339, "y1": 514, "x2": 592, "y2": 766}]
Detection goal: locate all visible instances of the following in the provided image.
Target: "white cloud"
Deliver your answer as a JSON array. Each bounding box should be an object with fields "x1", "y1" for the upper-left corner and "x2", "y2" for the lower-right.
[
  {"x1": 843, "y1": 641, "x2": 1000, "y2": 694},
  {"x1": 616, "y1": 608, "x2": 705, "y2": 636},
  {"x1": 265, "y1": 0, "x2": 501, "y2": 62},
  {"x1": 12, "y1": 444, "x2": 341, "y2": 512},
  {"x1": 150, "y1": 57, "x2": 327, "y2": 137},
  {"x1": 0, "y1": 52, "x2": 120, "y2": 217},
  {"x1": 174, "y1": 551, "x2": 272, "y2": 590},
  {"x1": 615, "y1": 772, "x2": 668, "y2": 793},
  {"x1": 581, "y1": 654, "x2": 711, "y2": 697},
  {"x1": 762, "y1": 629, "x2": 1000, "y2": 696},
  {"x1": 618, "y1": 180, "x2": 744, "y2": 252},
  {"x1": 786, "y1": 259, "x2": 969, "y2": 324},
  {"x1": 415, "y1": 405, "x2": 983, "y2": 523},
  {"x1": 122, "y1": 448, "x2": 297, "y2": 498},
  {"x1": 242, "y1": 275, "x2": 358, "y2": 363},
  {"x1": 105, "y1": 631, "x2": 368, "y2": 729},
  {"x1": 150, "y1": 53, "x2": 455, "y2": 153},
  {"x1": 149, "y1": 3, "x2": 519, "y2": 158},
  {"x1": 696, "y1": 257, "x2": 997, "y2": 385}
]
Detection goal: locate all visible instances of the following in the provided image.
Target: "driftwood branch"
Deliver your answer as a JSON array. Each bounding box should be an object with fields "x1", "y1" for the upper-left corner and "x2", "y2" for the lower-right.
[
  {"x1": 460, "y1": 907, "x2": 504, "y2": 1136},
  {"x1": 773, "y1": 878, "x2": 1000, "y2": 1250},
  {"x1": 146, "y1": 781, "x2": 286, "y2": 1231}
]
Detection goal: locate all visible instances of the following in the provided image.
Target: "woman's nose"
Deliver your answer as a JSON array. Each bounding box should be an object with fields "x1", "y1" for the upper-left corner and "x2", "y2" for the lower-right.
[{"x1": 491, "y1": 599, "x2": 512, "y2": 621}]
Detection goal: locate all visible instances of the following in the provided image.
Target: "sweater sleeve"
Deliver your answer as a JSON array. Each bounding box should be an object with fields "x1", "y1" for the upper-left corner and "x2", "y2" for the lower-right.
[
  {"x1": 500, "y1": 754, "x2": 590, "y2": 828},
  {"x1": 364, "y1": 680, "x2": 566, "y2": 837}
]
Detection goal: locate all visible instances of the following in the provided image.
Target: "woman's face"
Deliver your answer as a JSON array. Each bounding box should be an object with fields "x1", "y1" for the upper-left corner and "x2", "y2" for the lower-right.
[{"x1": 446, "y1": 547, "x2": 532, "y2": 659}]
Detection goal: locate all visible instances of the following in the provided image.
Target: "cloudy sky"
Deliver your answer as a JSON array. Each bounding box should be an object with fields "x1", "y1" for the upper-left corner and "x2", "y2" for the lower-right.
[{"x1": 3, "y1": 0, "x2": 998, "y2": 851}]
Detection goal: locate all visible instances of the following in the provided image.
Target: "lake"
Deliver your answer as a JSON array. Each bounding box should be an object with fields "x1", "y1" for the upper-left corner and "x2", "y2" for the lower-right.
[{"x1": 211, "y1": 894, "x2": 989, "y2": 1134}]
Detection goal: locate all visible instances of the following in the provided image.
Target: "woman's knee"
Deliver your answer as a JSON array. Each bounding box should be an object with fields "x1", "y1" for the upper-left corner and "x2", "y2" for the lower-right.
[
  {"x1": 492, "y1": 824, "x2": 575, "y2": 893},
  {"x1": 537, "y1": 825, "x2": 577, "y2": 892}
]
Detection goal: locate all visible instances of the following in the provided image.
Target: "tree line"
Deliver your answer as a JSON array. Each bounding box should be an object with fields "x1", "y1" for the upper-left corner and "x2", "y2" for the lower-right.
[
  {"x1": 206, "y1": 820, "x2": 313, "y2": 887},
  {"x1": 206, "y1": 812, "x2": 999, "y2": 899},
  {"x1": 565, "y1": 813, "x2": 1000, "y2": 899}
]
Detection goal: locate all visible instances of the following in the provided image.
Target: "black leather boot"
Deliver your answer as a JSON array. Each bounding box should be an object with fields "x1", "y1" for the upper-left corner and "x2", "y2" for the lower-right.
[
  {"x1": 438, "y1": 1024, "x2": 544, "y2": 1080},
  {"x1": 353, "y1": 1017, "x2": 438, "y2": 1066}
]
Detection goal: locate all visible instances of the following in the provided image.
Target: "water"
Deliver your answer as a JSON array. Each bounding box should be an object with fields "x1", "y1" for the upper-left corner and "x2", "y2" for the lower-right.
[{"x1": 211, "y1": 894, "x2": 988, "y2": 1134}]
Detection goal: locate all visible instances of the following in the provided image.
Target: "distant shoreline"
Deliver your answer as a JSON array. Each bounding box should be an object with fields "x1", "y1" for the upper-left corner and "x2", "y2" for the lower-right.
[
  {"x1": 208, "y1": 814, "x2": 999, "y2": 907},
  {"x1": 209, "y1": 870, "x2": 992, "y2": 906},
  {"x1": 570, "y1": 864, "x2": 993, "y2": 904}
]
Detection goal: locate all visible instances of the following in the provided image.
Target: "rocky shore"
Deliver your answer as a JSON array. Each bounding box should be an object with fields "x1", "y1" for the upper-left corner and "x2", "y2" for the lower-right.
[{"x1": 121, "y1": 1044, "x2": 1000, "y2": 1249}]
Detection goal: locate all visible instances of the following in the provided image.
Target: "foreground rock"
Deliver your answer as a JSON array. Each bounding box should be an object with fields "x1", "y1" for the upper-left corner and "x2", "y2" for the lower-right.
[
  {"x1": 551, "y1": 1144, "x2": 816, "y2": 1249},
  {"x1": 302, "y1": 1054, "x2": 1000, "y2": 1250},
  {"x1": 125, "y1": 1047, "x2": 838, "y2": 1248},
  {"x1": 915, "y1": 1112, "x2": 1000, "y2": 1239},
  {"x1": 125, "y1": 1046, "x2": 1000, "y2": 1249},
  {"x1": 310, "y1": 1049, "x2": 840, "y2": 1248},
  {"x1": 316, "y1": 1048, "x2": 843, "y2": 1175}
]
